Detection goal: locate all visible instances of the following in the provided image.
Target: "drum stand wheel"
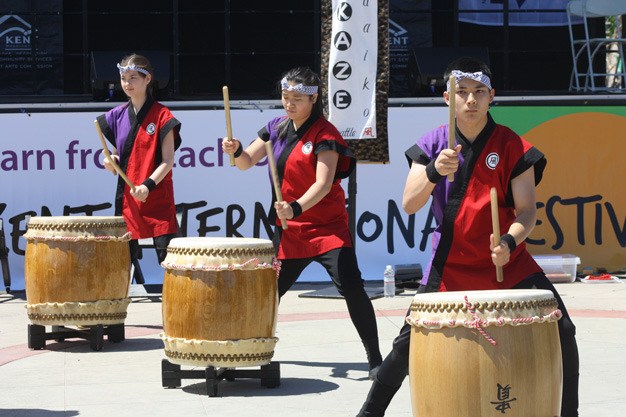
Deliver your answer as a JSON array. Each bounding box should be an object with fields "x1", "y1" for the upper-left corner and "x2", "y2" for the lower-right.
[
  {"x1": 27, "y1": 323, "x2": 125, "y2": 351},
  {"x1": 161, "y1": 359, "x2": 281, "y2": 397}
]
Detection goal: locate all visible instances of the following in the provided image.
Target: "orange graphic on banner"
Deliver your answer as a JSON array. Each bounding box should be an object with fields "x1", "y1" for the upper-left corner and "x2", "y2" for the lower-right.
[{"x1": 523, "y1": 112, "x2": 626, "y2": 272}]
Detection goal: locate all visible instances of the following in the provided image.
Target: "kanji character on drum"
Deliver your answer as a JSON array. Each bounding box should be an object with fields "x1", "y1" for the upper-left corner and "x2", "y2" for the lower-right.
[
  {"x1": 221, "y1": 66, "x2": 383, "y2": 379},
  {"x1": 97, "y1": 53, "x2": 182, "y2": 265},
  {"x1": 357, "y1": 57, "x2": 579, "y2": 416}
]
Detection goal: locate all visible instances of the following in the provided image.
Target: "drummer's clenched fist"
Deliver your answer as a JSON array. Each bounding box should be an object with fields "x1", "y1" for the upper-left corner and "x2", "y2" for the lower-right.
[
  {"x1": 103, "y1": 154, "x2": 120, "y2": 175},
  {"x1": 489, "y1": 233, "x2": 511, "y2": 267},
  {"x1": 274, "y1": 201, "x2": 294, "y2": 220},
  {"x1": 222, "y1": 137, "x2": 241, "y2": 155},
  {"x1": 434, "y1": 144, "x2": 462, "y2": 176},
  {"x1": 130, "y1": 185, "x2": 149, "y2": 203}
]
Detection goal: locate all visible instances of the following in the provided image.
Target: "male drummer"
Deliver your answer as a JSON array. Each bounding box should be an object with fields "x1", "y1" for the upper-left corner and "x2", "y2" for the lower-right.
[{"x1": 356, "y1": 57, "x2": 579, "y2": 417}]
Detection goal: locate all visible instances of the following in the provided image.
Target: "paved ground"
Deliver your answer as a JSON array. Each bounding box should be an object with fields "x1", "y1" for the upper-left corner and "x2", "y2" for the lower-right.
[{"x1": 0, "y1": 280, "x2": 625, "y2": 417}]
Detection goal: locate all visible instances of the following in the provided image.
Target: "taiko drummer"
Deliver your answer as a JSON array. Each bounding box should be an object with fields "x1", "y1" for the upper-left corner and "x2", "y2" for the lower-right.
[
  {"x1": 97, "y1": 53, "x2": 182, "y2": 265},
  {"x1": 357, "y1": 57, "x2": 580, "y2": 417},
  {"x1": 222, "y1": 67, "x2": 383, "y2": 379}
]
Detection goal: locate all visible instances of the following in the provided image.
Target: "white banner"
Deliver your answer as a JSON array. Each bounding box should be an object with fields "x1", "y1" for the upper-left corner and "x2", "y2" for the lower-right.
[
  {"x1": 0, "y1": 106, "x2": 448, "y2": 290},
  {"x1": 328, "y1": 0, "x2": 378, "y2": 139},
  {"x1": 459, "y1": 0, "x2": 577, "y2": 27}
]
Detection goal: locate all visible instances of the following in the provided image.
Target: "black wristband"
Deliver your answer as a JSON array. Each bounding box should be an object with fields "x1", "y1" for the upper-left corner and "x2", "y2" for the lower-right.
[
  {"x1": 425, "y1": 160, "x2": 444, "y2": 184},
  {"x1": 233, "y1": 143, "x2": 243, "y2": 158},
  {"x1": 142, "y1": 178, "x2": 156, "y2": 192},
  {"x1": 289, "y1": 201, "x2": 303, "y2": 218},
  {"x1": 500, "y1": 233, "x2": 517, "y2": 252}
]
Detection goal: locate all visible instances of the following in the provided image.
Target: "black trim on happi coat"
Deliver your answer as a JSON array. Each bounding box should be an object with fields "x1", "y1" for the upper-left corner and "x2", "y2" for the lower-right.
[
  {"x1": 112, "y1": 97, "x2": 156, "y2": 215},
  {"x1": 424, "y1": 114, "x2": 497, "y2": 292}
]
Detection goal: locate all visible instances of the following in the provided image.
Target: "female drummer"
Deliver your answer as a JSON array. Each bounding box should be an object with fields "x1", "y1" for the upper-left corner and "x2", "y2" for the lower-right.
[
  {"x1": 221, "y1": 66, "x2": 383, "y2": 379},
  {"x1": 356, "y1": 57, "x2": 579, "y2": 416},
  {"x1": 97, "y1": 53, "x2": 182, "y2": 265}
]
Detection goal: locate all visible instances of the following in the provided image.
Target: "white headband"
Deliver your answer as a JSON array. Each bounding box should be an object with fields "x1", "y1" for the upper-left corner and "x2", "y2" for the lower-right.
[
  {"x1": 446, "y1": 70, "x2": 492, "y2": 91},
  {"x1": 281, "y1": 77, "x2": 318, "y2": 95},
  {"x1": 117, "y1": 63, "x2": 150, "y2": 76}
]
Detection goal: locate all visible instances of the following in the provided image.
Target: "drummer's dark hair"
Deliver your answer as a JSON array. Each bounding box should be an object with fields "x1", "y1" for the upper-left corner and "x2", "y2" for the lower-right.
[{"x1": 275, "y1": 67, "x2": 324, "y2": 140}]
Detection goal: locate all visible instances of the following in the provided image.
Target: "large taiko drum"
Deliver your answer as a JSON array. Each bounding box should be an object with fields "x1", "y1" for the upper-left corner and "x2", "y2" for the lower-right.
[
  {"x1": 407, "y1": 289, "x2": 563, "y2": 417},
  {"x1": 24, "y1": 216, "x2": 132, "y2": 326},
  {"x1": 160, "y1": 237, "x2": 279, "y2": 368}
]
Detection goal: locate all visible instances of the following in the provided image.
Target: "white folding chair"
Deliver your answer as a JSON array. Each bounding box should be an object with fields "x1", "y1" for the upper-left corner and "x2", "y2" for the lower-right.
[{"x1": 567, "y1": 0, "x2": 626, "y2": 92}]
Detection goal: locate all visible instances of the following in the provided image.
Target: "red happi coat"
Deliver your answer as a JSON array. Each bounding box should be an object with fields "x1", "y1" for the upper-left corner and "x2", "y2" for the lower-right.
[
  {"x1": 97, "y1": 98, "x2": 181, "y2": 239},
  {"x1": 406, "y1": 115, "x2": 546, "y2": 291},
  {"x1": 259, "y1": 114, "x2": 356, "y2": 259}
]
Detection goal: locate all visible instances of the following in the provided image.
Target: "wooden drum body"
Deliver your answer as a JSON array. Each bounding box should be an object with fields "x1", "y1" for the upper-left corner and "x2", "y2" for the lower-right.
[
  {"x1": 161, "y1": 237, "x2": 278, "y2": 368},
  {"x1": 24, "y1": 216, "x2": 131, "y2": 326},
  {"x1": 407, "y1": 289, "x2": 563, "y2": 417}
]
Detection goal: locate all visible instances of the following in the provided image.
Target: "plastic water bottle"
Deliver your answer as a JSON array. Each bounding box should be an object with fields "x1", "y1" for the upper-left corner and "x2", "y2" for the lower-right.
[{"x1": 383, "y1": 265, "x2": 395, "y2": 298}]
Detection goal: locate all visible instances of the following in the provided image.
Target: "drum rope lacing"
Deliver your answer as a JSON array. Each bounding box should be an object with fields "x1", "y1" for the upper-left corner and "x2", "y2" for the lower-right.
[
  {"x1": 24, "y1": 232, "x2": 133, "y2": 242},
  {"x1": 460, "y1": 296, "x2": 563, "y2": 346},
  {"x1": 410, "y1": 295, "x2": 563, "y2": 346},
  {"x1": 162, "y1": 257, "x2": 282, "y2": 278},
  {"x1": 463, "y1": 295, "x2": 498, "y2": 346},
  {"x1": 409, "y1": 298, "x2": 557, "y2": 312}
]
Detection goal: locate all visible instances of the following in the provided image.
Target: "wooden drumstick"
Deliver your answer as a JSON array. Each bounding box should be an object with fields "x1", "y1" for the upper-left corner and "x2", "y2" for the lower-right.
[
  {"x1": 222, "y1": 86, "x2": 236, "y2": 167},
  {"x1": 94, "y1": 120, "x2": 136, "y2": 193},
  {"x1": 490, "y1": 187, "x2": 504, "y2": 282},
  {"x1": 264, "y1": 141, "x2": 288, "y2": 230},
  {"x1": 447, "y1": 74, "x2": 456, "y2": 182}
]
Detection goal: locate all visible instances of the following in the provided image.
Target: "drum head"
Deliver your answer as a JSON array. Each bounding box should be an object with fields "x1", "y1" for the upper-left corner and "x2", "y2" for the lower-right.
[
  {"x1": 163, "y1": 237, "x2": 275, "y2": 270},
  {"x1": 24, "y1": 216, "x2": 128, "y2": 240},
  {"x1": 408, "y1": 289, "x2": 561, "y2": 329},
  {"x1": 411, "y1": 288, "x2": 554, "y2": 304}
]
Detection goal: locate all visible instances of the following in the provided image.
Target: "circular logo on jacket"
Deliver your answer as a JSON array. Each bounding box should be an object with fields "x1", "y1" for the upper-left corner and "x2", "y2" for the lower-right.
[
  {"x1": 146, "y1": 123, "x2": 156, "y2": 135},
  {"x1": 302, "y1": 141, "x2": 313, "y2": 154},
  {"x1": 486, "y1": 152, "x2": 499, "y2": 170}
]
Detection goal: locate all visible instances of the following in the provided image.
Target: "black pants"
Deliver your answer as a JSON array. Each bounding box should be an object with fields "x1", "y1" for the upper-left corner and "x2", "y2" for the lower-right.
[
  {"x1": 278, "y1": 247, "x2": 382, "y2": 367},
  {"x1": 129, "y1": 233, "x2": 177, "y2": 265},
  {"x1": 373, "y1": 273, "x2": 579, "y2": 416}
]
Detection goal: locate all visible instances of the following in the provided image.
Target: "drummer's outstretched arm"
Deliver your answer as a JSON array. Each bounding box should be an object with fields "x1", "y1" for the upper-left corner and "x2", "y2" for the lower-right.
[
  {"x1": 403, "y1": 145, "x2": 461, "y2": 215},
  {"x1": 507, "y1": 166, "x2": 538, "y2": 244},
  {"x1": 491, "y1": 167, "x2": 538, "y2": 266}
]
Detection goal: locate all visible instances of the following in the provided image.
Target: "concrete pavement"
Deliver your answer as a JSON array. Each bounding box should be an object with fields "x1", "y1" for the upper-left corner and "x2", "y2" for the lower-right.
[{"x1": 0, "y1": 280, "x2": 625, "y2": 417}]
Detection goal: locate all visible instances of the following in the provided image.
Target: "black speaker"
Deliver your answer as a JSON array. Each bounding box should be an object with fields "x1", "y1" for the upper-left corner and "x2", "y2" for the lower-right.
[
  {"x1": 90, "y1": 51, "x2": 171, "y2": 101},
  {"x1": 407, "y1": 47, "x2": 490, "y2": 96}
]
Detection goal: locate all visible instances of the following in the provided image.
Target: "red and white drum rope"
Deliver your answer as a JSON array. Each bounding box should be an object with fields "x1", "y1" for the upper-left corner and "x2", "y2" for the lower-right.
[
  {"x1": 406, "y1": 294, "x2": 563, "y2": 347},
  {"x1": 463, "y1": 295, "x2": 498, "y2": 346}
]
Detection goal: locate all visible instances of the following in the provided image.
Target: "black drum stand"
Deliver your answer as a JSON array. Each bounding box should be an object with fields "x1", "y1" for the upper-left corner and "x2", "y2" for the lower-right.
[
  {"x1": 27, "y1": 323, "x2": 125, "y2": 351},
  {"x1": 161, "y1": 359, "x2": 281, "y2": 397}
]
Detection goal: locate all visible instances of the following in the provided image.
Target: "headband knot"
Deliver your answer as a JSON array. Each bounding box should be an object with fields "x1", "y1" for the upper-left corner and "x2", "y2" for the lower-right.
[
  {"x1": 117, "y1": 63, "x2": 150, "y2": 76},
  {"x1": 280, "y1": 77, "x2": 318, "y2": 95},
  {"x1": 447, "y1": 70, "x2": 492, "y2": 91}
]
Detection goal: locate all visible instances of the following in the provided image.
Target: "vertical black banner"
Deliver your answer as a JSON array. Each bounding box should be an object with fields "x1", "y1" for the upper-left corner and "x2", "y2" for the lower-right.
[{"x1": 0, "y1": 0, "x2": 63, "y2": 95}]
